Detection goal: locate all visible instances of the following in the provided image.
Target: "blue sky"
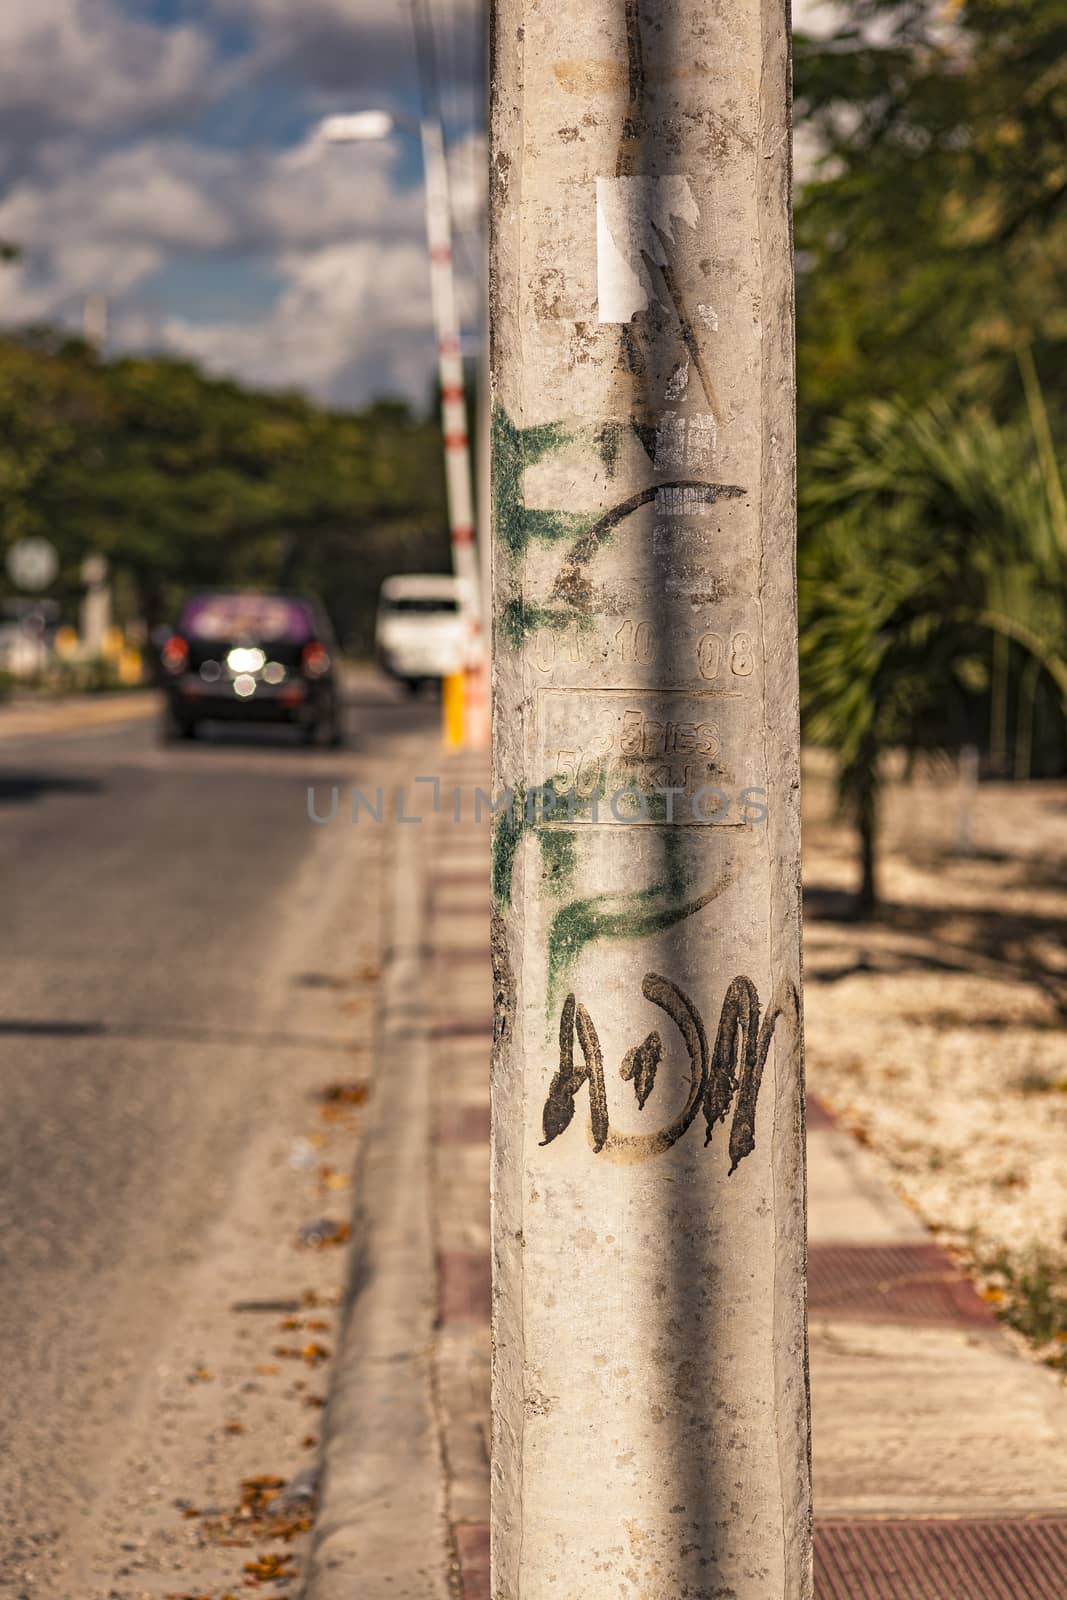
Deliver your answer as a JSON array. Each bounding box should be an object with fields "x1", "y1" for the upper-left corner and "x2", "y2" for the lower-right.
[{"x1": 0, "y1": 0, "x2": 486, "y2": 407}]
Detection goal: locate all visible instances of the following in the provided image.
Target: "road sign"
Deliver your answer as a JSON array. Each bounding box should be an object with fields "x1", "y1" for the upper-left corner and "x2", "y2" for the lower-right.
[{"x1": 6, "y1": 537, "x2": 58, "y2": 592}]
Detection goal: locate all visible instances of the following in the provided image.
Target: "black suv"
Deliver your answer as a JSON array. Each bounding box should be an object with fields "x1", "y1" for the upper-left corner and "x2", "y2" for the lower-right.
[{"x1": 160, "y1": 591, "x2": 343, "y2": 745}]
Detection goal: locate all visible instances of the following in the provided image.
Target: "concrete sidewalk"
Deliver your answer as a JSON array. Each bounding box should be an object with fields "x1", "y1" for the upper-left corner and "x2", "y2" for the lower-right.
[
  {"x1": 0, "y1": 687, "x2": 159, "y2": 738},
  {"x1": 312, "y1": 754, "x2": 1067, "y2": 1599}
]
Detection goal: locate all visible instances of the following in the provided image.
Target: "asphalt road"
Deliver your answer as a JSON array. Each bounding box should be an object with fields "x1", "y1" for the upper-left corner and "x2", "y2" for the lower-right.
[{"x1": 0, "y1": 681, "x2": 438, "y2": 1596}]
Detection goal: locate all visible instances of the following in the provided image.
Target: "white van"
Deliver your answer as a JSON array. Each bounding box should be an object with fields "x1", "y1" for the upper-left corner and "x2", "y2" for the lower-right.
[{"x1": 375, "y1": 574, "x2": 468, "y2": 692}]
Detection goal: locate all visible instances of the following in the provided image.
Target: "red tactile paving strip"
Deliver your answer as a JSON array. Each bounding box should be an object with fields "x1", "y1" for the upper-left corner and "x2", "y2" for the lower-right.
[
  {"x1": 806, "y1": 1093, "x2": 837, "y2": 1130},
  {"x1": 431, "y1": 1018, "x2": 493, "y2": 1040},
  {"x1": 809, "y1": 1242, "x2": 995, "y2": 1326},
  {"x1": 433, "y1": 894, "x2": 490, "y2": 914},
  {"x1": 435, "y1": 946, "x2": 491, "y2": 965},
  {"x1": 815, "y1": 1518, "x2": 1067, "y2": 1599},
  {"x1": 453, "y1": 1523, "x2": 490, "y2": 1600},
  {"x1": 438, "y1": 1249, "x2": 491, "y2": 1325},
  {"x1": 435, "y1": 1104, "x2": 491, "y2": 1145}
]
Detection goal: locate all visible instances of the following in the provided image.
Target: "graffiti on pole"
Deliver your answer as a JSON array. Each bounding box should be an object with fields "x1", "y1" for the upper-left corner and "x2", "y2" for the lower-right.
[{"x1": 540, "y1": 972, "x2": 798, "y2": 1169}]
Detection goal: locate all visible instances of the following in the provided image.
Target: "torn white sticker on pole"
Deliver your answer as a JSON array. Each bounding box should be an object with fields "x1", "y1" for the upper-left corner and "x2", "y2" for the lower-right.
[{"x1": 595, "y1": 175, "x2": 699, "y2": 323}]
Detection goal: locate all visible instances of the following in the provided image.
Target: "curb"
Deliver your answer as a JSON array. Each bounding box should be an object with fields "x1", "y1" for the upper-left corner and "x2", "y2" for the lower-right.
[
  {"x1": 0, "y1": 689, "x2": 160, "y2": 740},
  {"x1": 303, "y1": 821, "x2": 453, "y2": 1600}
]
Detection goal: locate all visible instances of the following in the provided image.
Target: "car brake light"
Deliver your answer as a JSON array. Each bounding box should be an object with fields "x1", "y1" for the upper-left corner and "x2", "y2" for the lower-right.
[
  {"x1": 302, "y1": 641, "x2": 330, "y2": 679},
  {"x1": 161, "y1": 636, "x2": 188, "y2": 674}
]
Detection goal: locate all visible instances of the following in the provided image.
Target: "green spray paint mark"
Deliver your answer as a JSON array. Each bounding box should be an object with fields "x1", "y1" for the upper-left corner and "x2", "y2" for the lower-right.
[
  {"x1": 499, "y1": 598, "x2": 576, "y2": 649},
  {"x1": 492, "y1": 774, "x2": 581, "y2": 908},
  {"x1": 491, "y1": 796, "x2": 524, "y2": 908},
  {"x1": 522, "y1": 508, "x2": 590, "y2": 545},
  {"x1": 537, "y1": 828, "x2": 577, "y2": 894},
  {"x1": 494, "y1": 405, "x2": 574, "y2": 556},
  {"x1": 545, "y1": 871, "x2": 734, "y2": 1011},
  {"x1": 493, "y1": 404, "x2": 597, "y2": 557}
]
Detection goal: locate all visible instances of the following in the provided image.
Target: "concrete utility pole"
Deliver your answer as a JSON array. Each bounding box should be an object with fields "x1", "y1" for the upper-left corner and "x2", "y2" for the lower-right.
[{"x1": 489, "y1": 0, "x2": 810, "y2": 1595}]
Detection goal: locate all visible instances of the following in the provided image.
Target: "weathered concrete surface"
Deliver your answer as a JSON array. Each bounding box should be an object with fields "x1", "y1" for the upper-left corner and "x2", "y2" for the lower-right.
[
  {"x1": 808, "y1": 1129, "x2": 927, "y2": 1244},
  {"x1": 490, "y1": 1, "x2": 809, "y2": 1595},
  {"x1": 0, "y1": 688, "x2": 158, "y2": 738},
  {"x1": 811, "y1": 1318, "x2": 1067, "y2": 1518}
]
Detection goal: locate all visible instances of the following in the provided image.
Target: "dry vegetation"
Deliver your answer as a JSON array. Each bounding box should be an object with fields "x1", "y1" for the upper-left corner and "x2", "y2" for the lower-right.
[{"x1": 802, "y1": 750, "x2": 1067, "y2": 1365}]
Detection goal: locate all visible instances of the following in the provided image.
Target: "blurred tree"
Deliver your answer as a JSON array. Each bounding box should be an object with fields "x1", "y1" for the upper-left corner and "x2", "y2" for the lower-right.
[
  {"x1": 800, "y1": 388, "x2": 1067, "y2": 912},
  {"x1": 0, "y1": 332, "x2": 451, "y2": 653},
  {"x1": 794, "y1": 0, "x2": 1067, "y2": 437},
  {"x1": 794, "y1": 1, "x2": 1067, "y2": 909}
]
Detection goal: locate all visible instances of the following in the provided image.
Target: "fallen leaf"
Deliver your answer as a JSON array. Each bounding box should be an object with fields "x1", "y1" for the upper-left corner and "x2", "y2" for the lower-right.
[
  {"x1": 269, "y1": 1516, "x2": 313, "y2": 1541},
  {"x1": 319, "y1": 1081, "x2": 369, "y2": 1106},
  {"x1": 232, "y1": 1298, "x2": 301, "y2": 1315},
  {"x1": 233, "y1": 1475, "x2": 290, "y2": 1527},
  {"x1": 316, "y1": 1104, "x2": 360, "y2": 1125},
  {"x1": 302, "y1": 1434, "x2": 318, "y2": 1449},
  {"x1": 297, "y1": 1219, "x2": 351, "y2": 1250},
  {"x1": 224, "y1": 1420, "x2": 246, "y2": 1435},
  {"x1": 274, "y1": 1342, "x2": 331, "y2": 1367},
  {"x1": 243, "y1": 1551, "x2": 295, "y2": 1582},
  {"x1": 189, "y1": 1366, "x2": 214, "y2": 1382}
]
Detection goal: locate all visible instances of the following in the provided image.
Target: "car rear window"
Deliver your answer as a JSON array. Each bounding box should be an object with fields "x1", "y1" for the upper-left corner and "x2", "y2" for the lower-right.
[
  {"x1": 385, "y1": 596, "x2": 459, "y2": 614},
  {"x1": 180, "y1": 594, "x2": 315, "y2": 643}
]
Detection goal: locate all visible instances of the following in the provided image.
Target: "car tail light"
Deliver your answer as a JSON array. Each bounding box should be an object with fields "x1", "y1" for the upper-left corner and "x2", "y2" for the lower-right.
[
  {"x1": 161, "y1": 635, "x2": 189, "y2": 675},
  {"x1": 302, "y1": 641, "x2": 330, "y2": 679}
]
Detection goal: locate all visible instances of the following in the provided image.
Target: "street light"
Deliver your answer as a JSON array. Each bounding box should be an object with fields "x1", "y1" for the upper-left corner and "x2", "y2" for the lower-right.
[
  {"x1": 316, "y1": 111, "x2": 396, "y2": 144},
  {"x1": 311, "y1": 99, "x2": 488, "y2": 749}
]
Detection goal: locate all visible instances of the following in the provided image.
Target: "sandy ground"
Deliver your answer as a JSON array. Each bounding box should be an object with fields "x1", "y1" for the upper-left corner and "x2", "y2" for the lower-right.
[{"x1": 801, "y1": 750, "x2": 1067, "y2": 1357}]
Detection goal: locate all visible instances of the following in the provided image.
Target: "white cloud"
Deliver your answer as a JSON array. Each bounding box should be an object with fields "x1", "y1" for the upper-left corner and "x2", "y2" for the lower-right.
[
  {"x1": 211, "y1": 0, "x2": 485, "y2": 108},
  {"x1": 0, "y1": 0, "x2": 487, "y2": 405},
  {"x1": 0, "y1": 126, "x2": 484, "y2": 406},
  {"x1": 0, "y1": 132, "x2": 423, "y2": 294},
  {"x1": 0, "y1": 0, "x2": 214, "y2": 154},
  {"x1": 160, "y1": 237, "x2": 438, "y2": 406}
]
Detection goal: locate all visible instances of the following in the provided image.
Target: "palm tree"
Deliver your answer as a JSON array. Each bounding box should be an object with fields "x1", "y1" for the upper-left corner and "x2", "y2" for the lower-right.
[{"x1": 799, "y1": 380, "x2": 1067, "y2": 915}]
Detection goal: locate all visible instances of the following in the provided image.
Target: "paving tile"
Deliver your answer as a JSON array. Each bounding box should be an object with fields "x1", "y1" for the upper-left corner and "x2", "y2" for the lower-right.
[
  {"x1": 815, "y1": 1517, "x2": 1067, "y2": 1599},
  {"x1": 432, "y1": 1018, "x2": 494, "y2": 1041},
  {"x1": 808, "y1": 1129, "x2": 927, "y2": 1245},
  {"x1": 811, "y1": 1319, "x2": 1067, "y2": 1516},
  {"x1": 436, "y1": 1104, "x2": 492, "y2": 1145},
  {"x1": 439, "y1": 1249, "x2": 492, "y2": 1325},
  {"x1": 809, "y1": 1241, "x2": 994, "y2": 1326},
  {"x1": 807, "y1": 1093, "x2": 836, "y2": 1130},
  {"x1": 453, "y1": 1524, "x2": 490, "y2": 1600}
]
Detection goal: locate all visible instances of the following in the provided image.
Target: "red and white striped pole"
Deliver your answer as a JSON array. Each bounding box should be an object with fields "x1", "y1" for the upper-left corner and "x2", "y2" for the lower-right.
[{"x1": 414, "y1": 3, "x2": 489, "y2": 750}]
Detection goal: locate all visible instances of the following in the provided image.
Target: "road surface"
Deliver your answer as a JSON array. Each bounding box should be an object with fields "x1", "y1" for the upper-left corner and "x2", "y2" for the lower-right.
[{"x1": 0, "y1": 682, "x2": 437, "y2": 1597}]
